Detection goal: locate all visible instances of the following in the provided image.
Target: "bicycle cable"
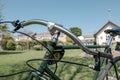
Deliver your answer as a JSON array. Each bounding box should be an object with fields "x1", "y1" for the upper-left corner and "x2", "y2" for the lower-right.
[{"x1": 26, "y1": 58, "x2": 94, "y2": 70}]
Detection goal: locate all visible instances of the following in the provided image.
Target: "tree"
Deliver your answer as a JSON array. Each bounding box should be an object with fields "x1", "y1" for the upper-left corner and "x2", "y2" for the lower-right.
[
  {"x1": 0, "y1": 1, "x2": 3, "y2": 21},
  {"x1": 0, "y1": 1, "x2": 4, "y2": 50},
  {"x1": 6, "y1": 39, "x2": 16, "y2": 50},
  {"x1": 70, "y1": 27, "x2": 82, "y2": 36},
  {"x1": 0, "y1": 1, "x2": 4, "y2": 40},
  {"x1": 0, "y1": 24, "x2": 10, "y2": 50},
  {"x1": 0, "y1": 24, "x2": 8, "y2": 30}
]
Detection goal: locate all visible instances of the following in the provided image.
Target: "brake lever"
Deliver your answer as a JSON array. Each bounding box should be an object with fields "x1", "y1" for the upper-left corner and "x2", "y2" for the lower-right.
[{"x1": 11, "y1": 20, "x2": 21, "y2": 31}]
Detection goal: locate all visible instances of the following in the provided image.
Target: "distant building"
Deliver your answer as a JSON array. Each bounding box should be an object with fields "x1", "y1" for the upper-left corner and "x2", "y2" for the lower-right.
[
  {"x1": 36, "y1": 32, "x2": 51, "y2": 41},
  {"x1": 16, "y1": 32, "x2": 67, "y2": 42},
  {"x1": 78, "y1": 34, "x2": 95, "y2": 45},
  {"x1": 16, "y1": 34, "x2": 32, "y2": 41},
  {"x1": 36, "y1": 32, "x2": 66, "y2": 42},
  {"x1": 94, "y1": 21, "x2": 120, "y2": 45}
]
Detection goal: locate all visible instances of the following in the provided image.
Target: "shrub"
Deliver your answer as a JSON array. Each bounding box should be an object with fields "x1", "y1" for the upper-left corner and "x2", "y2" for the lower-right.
[
  {"x1": 6, "y1": 40, "x2": 16, "y2": 50},
  {"x1": 0, "y1": 39, "x2": 7, "y2": 50},
  {"x1": 33, "y1": 45, "x2": 42, "y2": 51}
]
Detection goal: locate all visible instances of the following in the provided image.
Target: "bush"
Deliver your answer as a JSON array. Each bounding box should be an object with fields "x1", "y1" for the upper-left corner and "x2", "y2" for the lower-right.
[
  {"x1": 33, "y1": 45, "x2": 42, "y2": 51},
  {"x1": 17, "y1": 41, "x2": 27, "y2": 50},
  {"x1": 0, "y1": 39, "x2": 7, "y2": 50},
  {"x1": 16, "y1": 40, "x2": 40, "y2": 50},
  {"x1": 6, "y1": 40, "x2": 16, "y2": 50}
]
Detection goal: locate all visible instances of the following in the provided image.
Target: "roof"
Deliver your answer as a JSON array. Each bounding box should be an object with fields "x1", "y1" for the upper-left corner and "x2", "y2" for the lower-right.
[{"x1": 94, "y1": 21, "x2": 120, "y2": 37}]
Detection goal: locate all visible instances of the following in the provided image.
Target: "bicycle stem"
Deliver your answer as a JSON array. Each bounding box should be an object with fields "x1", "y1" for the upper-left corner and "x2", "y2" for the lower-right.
[{"x1": 16, "y1": 19, "x2": 112, "y2": 59}]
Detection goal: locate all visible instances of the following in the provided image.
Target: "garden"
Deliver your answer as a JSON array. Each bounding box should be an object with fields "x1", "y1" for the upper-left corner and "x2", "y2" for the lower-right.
[
  {"x1": 0, "y1": 49, "x2": 95, "y2": 80},
  {"x1": 0, "y1": 27, "x2": 95, "y2": 80}
]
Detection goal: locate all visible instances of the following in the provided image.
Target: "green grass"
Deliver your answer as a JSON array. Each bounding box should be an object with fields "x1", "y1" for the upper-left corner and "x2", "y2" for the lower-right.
[
  {"x1": 0, "y1": 50, "x2": 45, "y2": 65},
  {"x1": 0, "y1": 49, "x2": 95, "y2": 80}
]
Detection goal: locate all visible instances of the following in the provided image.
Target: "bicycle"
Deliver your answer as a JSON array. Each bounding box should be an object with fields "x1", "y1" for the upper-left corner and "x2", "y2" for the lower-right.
[{"x1": 0, "y1": 19, "x2": 120, "y2": 80}]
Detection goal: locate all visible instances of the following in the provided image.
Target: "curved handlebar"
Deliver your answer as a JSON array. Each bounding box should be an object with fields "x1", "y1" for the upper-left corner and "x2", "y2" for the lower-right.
[
  {"x1": 0, "y1": 19, "x2": 113, "y2": 59},
  {"x1": 20, "y1": 19, "x2": 58, "y2": 34},
  {"x1": 19, "y1": 19, "x2": 112, "y2": 59}
]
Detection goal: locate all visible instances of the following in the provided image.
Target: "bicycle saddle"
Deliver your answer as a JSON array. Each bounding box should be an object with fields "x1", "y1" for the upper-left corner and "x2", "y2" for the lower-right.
[{"x1": 104, "y1": 28, "x2": 120, "y2": 35}]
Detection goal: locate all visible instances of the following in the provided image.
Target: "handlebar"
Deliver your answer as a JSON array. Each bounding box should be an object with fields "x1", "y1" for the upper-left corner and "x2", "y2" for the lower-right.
[
  {"x1": 0, "y1": 19, "x2": 113, "y2": 59},
  {"x1": 0, "y1": 20, "x2": 23, "y2": 31}
]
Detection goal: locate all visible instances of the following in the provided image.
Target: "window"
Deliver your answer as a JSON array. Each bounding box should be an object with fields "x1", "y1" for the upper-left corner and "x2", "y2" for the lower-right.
[
  {"x1": 106, "y1": 35, "x2": 110, "y2": 41},
  {"x1": 113, "y1": 37, "x2": 115, "y2": 40}
]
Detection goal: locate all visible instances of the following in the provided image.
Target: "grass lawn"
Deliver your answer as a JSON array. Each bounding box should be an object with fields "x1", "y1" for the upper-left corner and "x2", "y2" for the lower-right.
[
  {"x1": 0, "y1": 50, "x2": 45, "y2": 65},
  {"x1": 0, "y1": 49, "x2": 84, "y2": 65},
  {"x1": 0, "y1": 49, "x2": 95, "y2": 80}
]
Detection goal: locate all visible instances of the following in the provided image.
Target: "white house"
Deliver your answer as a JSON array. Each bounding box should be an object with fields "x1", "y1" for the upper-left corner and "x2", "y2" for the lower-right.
[
  {"x1": 94, "y1": 21, "x2": 120, "y2": 45},
  {"x1": 78, "y1": 34, "x2": 94, "y2": 45}
]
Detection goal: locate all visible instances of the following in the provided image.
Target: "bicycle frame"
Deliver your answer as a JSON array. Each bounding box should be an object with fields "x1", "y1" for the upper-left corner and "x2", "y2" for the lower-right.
[
  {"x1": 93, "y1": 35, "x2": 113, "y2": 80},
  {"x1": 26, "y1": 31, "x2": 113, "y2": 80},
  {"x1": 27, "y1": 41, "x2": 112, "y2": 80}
]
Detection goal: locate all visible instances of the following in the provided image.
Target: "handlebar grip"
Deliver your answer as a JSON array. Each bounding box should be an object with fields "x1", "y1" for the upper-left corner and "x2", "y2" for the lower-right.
[{"x1": 100, "y1": 52, "x2": 112, "y2": 59}]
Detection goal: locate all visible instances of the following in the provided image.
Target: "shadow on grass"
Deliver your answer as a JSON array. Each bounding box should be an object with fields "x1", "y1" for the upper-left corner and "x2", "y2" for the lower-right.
[{"x1": 0, "y1": 51, "x2": 23, "y2": 55}]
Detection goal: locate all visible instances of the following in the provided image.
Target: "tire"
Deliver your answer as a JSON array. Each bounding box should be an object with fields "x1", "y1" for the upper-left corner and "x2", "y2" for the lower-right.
[{"x1": 98, "y1": 56, "x2": 120, "y2": 80}]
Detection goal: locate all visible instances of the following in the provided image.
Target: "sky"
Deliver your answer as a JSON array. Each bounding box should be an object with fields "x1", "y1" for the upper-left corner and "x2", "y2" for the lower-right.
[{"x1": 1, "y1": 0, "x2": 120, "y2": 35}]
